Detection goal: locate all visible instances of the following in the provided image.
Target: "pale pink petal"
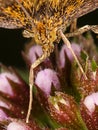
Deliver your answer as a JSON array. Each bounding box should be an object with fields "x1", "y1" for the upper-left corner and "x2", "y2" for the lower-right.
[
  {"x1": 59, "y1": 43, "x2": 81, "y2": 68},
  {"x1": 27, "y1": 45, "x2": 43, "y2": 63},
  {"x1": 0, "y1": 109, "x2": 8, "y2": 121},
  {"x1": 7, "y1": 122, "x2": 31, "y2": 130},
  {"x1": 83, "y1": 92, "x2": 98, "y2": 114},
  {"x1": 0, "y1": 100, "x2": 9, "y2": 109},
  {"x1": 35, "y1": 69, "x2": 60, "y2": 96},
  {"x1": 92, "y1": 92, "x2": 98, "y2": 106},
  {"x1": 0, "y1": 72, "x2": 21, "y2": 96},
  {"x1": 84, "y1": 94, "x2": 95, "y2": 114},
  {"x1": 1, "y1": 72, "x2": 21, "y2": 83}
]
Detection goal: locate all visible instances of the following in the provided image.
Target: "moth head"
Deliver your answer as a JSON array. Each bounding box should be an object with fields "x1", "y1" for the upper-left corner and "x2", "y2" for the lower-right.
[{"x1": 22, "y1": 29, "x2": 43, "y2": 44}]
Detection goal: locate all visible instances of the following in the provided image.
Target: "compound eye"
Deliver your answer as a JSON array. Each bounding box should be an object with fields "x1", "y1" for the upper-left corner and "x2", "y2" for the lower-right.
[{"x1": 22, "y1": 30, "x2": 34, "y2": 38}]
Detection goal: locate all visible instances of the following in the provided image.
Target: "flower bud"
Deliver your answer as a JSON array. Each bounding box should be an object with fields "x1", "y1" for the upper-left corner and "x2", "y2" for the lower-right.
[{"x1": 48, "y1": 92, "x2": 87, "y2": 129}]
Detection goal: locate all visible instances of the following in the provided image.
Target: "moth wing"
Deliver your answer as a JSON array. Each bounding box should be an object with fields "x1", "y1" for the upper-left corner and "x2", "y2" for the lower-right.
[{"x1": 0, "y1": 0, "x2": 32, "y2": 29}]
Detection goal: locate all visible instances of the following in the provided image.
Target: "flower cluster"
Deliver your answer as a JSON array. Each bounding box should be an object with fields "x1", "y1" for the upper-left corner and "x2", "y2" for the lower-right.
[{"x1": 0, "y1": 35, "x2": 98, "y2": 130}]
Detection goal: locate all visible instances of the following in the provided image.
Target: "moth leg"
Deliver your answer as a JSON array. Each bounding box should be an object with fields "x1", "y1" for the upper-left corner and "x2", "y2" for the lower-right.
[
  {"x1": 59, "y1": 30, "x2": 87, "y2": 79},
  {"x1": 70, "y1": 19, "x2": 77, "y2": 32},
  {"x1": 65, "y1": 25, "x2": 98, "y2": 38},
  {"x1": 26, "y1": 44, "x2": 54, "y2": 123}
]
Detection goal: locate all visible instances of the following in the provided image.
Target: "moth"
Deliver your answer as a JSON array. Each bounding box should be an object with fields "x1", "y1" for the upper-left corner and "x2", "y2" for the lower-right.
[{"x1": 0, "y1": 0, "x2": 98, "y2": 123}]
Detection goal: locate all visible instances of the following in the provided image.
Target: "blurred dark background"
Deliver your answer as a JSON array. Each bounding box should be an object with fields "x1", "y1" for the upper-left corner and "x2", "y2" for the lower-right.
[
  {"x1": 0, "y1": 28, "x2": 28, "y2": 68},
  {"x1": 0, "y1": 9, "x2": 98, "y2": 68}
]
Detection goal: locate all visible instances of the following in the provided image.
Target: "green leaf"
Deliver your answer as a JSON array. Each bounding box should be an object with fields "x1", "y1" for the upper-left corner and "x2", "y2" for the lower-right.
[
  {"x1": 80, "y1": 51, "x2": 88, "y2": 62},
  {"x1": 91, "y1": 59, "x2": 98, "y2": 72}
]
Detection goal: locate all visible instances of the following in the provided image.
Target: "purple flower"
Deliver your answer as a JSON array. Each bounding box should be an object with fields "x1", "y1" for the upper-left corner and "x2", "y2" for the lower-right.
[
  {"x1": 0, "y1": 109, "x2": 8, "y2": 121},
  {"x1": 59, "y1": 43, "x2": 81, "y2": 68},
  {"x1": 35, "y1": 69, "x2": 60, "y2": 96},
  {"x1": 83, "y1": 92, "x2": 98, "y2": 114},
  {"x1": 0, "y1": 72, "x2": 21, "y2": 96},
  {"x1": 0, "y1": 100, "x2": 9, "y2": 109},
  {"x1": 0, "y1": 36, "x2": 98, "y2": 129},
  {"x1": 7, "y1": 121, "x2": 31, "y2": 130},
  {"x1": 81, "y1": 92, "x2": 98, "y2": 130},
  {"x1": 27, "y1": 45, "x2": 43, "y2": 64},
  {"x1": 0, "y1": 66, "x2": 50, "y2": 129}
]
